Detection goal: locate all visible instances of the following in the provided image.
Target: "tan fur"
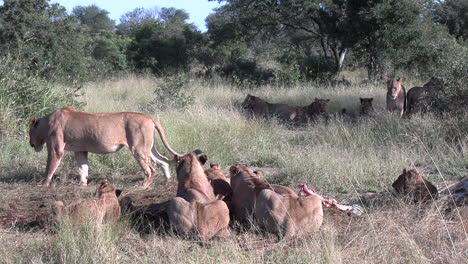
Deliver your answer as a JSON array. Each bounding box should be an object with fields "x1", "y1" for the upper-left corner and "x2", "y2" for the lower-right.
[
  {"x1": 169, "y1": 152, "x2": 230, "y2": 240},
  {"x1": 229, "y1": 165, "x2": 272, "y2": 222},
  {"x1": 167, "y1": 197, "x2": 230, "y2": 240},
  {"x1": 241, "y1": 94, "x2": 300, "y2": 122},
  {"x1": 52, "y1": 180, "x2": 122, "y2": 224},
  {"x1": 175, "y1": 152, "x2": 216, "y2": 204},
  {"x1": 392, "y1": 169, "x2": 438, "y2": 203},
  {"x1": 302, "y1": 98, "x2": 330, "y2": 121},
  {"x1": 386, "y1": 78, "x2": 407, "y2": 117},
  {"x1": 29, "y1": 107, "x2": 181, "y2": 188},
  {"x1": 255, "y1": 188, "x2": 323, "y2": 238},
  {"x1": 230, "y1": 165, "x2": 323, "y2": 237},
  {"x1": 205, "y1": 162, "x2": 232, "y2": 200}
]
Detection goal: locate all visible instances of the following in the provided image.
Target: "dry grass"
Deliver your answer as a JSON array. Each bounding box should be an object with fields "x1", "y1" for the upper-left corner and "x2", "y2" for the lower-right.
[{"x1": 0, "y1": 75, "x2": 466, "y2": 263}]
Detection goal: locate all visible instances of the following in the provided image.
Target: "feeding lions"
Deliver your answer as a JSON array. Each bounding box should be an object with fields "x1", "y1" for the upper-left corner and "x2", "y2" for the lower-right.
[{"x1": 29, "y1": 107, "x2": 182, "y2": 188}]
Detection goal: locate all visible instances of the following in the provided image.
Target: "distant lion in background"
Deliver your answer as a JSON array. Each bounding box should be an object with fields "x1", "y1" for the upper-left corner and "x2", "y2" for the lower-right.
[{"x1": 386, "y1": 78, "x2": 406, "y2": 117}]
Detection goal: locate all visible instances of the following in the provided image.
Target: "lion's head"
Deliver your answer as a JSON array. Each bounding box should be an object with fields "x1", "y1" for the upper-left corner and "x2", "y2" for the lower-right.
[
  {"x1": 359, "y1": 97, "x2": 374, "y2": 114},
  {"x1": 95, "y1": 179, "x2": 122, "y2": 198},
  {"x1": 175, "y1": 150, "x2": 208, "y2": 182},
  {"x1": 241, "y1": 94, "x2": 264, "y2": 110},
  {"x1": 29, "y1": 117, "x2": 48, "y2": 152},
  {"x1": 386, "y1": 78, "x2": 403, "y2": 99}
]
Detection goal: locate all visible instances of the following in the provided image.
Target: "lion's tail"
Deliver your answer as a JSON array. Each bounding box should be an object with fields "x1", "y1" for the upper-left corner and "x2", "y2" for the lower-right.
[
  {"x1": 153, "y1": 118, "x2": 182, "y2": 157},
  {"x1": 52, "y1": 201, "x2": 65, "y2": 223}
]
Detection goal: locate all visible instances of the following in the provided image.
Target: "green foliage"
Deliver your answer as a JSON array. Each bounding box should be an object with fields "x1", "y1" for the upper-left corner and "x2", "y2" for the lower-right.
[
  {"x1": 0, "y1": 0, "x2": 92, "y2": 82},
  {"x1": 434, "y1": 0, "x2": 468, "y2": 41},
  {"x1": 72, "y1": 4, "x2": 115, "y2": 33},
  {"x1": 125, "y1": 8, "x2": 202, "y2": 74},
  {"x1": 0, "y1": 55, "x2": 80, "y2": 130},
  {"x1": 149, "y1": 73, "x2": 194, "y2": 111}
]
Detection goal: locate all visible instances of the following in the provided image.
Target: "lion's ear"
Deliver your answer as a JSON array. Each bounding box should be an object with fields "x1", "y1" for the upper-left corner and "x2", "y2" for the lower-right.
[
  {"x1": 198, "y1": 154, "x2": 208, "y2": 165},
  {"x1": 29, "y1": 118, "x2": 39, "y2": 128},
  {"x1": 360, "y1": 97, "x2": 364, "y2": 102},
  {"x1": 402, "y1": 168, "x2": 407, "y2": 175},
  {"x1": 115, "y1": 189, "x2": 122, "y2": 197},
  {"x1": 193, "y1": 149, "x2": 203, "y2": 155},
  {"x1": 370, "y1": 98, "x2": 373, "y2": 102},
  {"x1": 229, "y1": 165, "x2": 239, "y2": 176},
  {"x1": 210, "y1": 162, "x2": 220, "y2": 169}
]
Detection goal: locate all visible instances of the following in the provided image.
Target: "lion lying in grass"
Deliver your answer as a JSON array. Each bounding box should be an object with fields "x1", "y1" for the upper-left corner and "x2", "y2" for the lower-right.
[
  {"x1": 230, "y1": 165, "x2": 323, "y2": 238},
  {"x1": 52, "y1": 180, "x2": 122, "y2": 224}
]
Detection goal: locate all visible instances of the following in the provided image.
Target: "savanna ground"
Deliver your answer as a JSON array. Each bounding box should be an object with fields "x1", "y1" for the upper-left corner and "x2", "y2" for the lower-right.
[{"x1": 0, "y1": 74, "x2": 467, "y2": 263}]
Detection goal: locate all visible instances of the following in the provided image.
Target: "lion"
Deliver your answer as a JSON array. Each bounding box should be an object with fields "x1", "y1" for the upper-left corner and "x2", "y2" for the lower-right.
[
  {"x1": 167, "y1": 197, "x2": 230, "y2": 241},
  {"x1": 52, "y1": 180, "x2": 122, "y2": 224},
  {"x1": 168, "y1": 151, "x2": 230, "y2": 240},
  {"x1": 406, "y1": 77, "x2": 444, "y2": 115},
  {"x1": 255, "y1": 188, "x2": 323, "y2": 239},
  {"x1": 174, "y1": 150, "x2": 216, "y2": 204},
  {"x1": 229, "y1": 165, "x2": 323, "y2": 238},
  {"x1": 229, "y1": 165, "x2": 271, "y2": 222},
  {"x1": 385, "y1": 78, "x2": 406, "y2": 117},
  {"x1": 302, "y1": 98, "x2": 331, "y2": 122},
  {"x1": 205, "y1": 162, "x2": 232, "y2": 200},
  {"x1": 359, "y1": 97, "x2": 374, "y2": 116},
  {"x1": 392, "y1": 169, "x2": 438, "y2": 203},
  {"x1": 29, "y1": 107, "x2": 182, "y2": 188},
  {"x1": 241, "y1": 94, "x2": 301, "y2": 122}
]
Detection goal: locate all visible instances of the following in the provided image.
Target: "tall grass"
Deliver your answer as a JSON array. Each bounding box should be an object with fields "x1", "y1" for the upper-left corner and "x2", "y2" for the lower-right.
[{"x1": 0, "y1": 75, "x2": 466, "y2": 263}]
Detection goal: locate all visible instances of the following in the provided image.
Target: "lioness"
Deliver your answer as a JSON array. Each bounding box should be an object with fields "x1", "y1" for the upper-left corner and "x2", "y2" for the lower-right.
[
  {"x1": 359, "y1": 97, "x2": 374, "y2": 116},
  {"x1": 255, "y1": 188, "x2": 323, "y2": 239},
  {"x1": 230, "y1": 165, "x2": 323, "y2": 238},
  {"x1": 168, "y1": 151, "x2": 230, "y2": 240},
  {"x1": 241, "y1": 94, "x2": 300, "y2": 122},
  {"x1": 392, "y1": 169, "x2": 438, "y2": 203},
  {"x1": 167, "y1": 197, "x2": 231, "y2": 240},
  {"x1": 29, "y1": 107, "x2": 182, "y2": 188},
  {"x1": 175, "y1": 150, "x2": 216, "y2": 204},
  {"x1": 406, "y1": 77, "x2": 444, "y2": 115},
  {"x1": 386, "y1": 78, "x2": 406, "y2": 117},
  {"x1": 205, "y1": 162, "x2": 232, "y2": 200},
  {"x1": 303, "y1": 98, "x2": 331, "y2": 121},
  {"x1": 52, "y1": 180, "x2": 122, "y2": 224}
]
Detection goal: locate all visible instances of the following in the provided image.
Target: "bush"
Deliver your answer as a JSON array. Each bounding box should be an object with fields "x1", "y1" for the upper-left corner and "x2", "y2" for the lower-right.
[
  {"x1": 148, "y1": 73, "x2": 194, "y2": 111},
  {"x1": 0, "y1": 55, "x2": 80, "y2": 133}
]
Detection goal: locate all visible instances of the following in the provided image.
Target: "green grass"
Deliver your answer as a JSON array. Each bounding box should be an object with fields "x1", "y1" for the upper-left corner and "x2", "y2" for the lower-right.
[{"x1": 0, "y1": 75, "x2": 466, "y2": 263}]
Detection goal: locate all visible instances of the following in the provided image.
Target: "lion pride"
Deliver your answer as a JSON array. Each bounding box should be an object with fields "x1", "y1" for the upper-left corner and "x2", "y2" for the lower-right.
[
  {"x1": 167, "y1": 151, "x2": 230, "y2": 240},
  {"x1": 52, "y1": 180, "x2": 122, "y2": 224},
  {"x1": 29, "y1": 107, "x2": 182, "y2": 188}
]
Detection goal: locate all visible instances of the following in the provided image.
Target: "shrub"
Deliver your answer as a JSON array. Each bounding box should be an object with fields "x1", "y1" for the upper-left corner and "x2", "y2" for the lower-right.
[{"x1": 148, "y1": 73, "x2": 194, "y2": 111}]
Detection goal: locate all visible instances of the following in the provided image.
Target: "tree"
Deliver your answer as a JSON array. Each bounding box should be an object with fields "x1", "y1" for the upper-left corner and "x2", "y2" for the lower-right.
[
  {"x1": 0, "y1": 0, "x2": 91, "y2": 81},
  {"x1": 434, "y1": 0, "x2": 468, "y2": 41},
  {"x1": 125, "y1": 8, "x2": 202, "y2": 73},
  {"x1": 72, "y1": 4, "x2": 115, "y2": 33},
  {"x1": 345, "y1": 0, "x2": 424, "y2": 79},
  {"x1": 213, "y1": 0, "x2": 350, "y2": 74}
]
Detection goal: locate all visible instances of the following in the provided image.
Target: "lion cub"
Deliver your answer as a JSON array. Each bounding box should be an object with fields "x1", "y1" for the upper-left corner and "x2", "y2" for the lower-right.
[{"x1": 52, "y1": 180, "x2": 122, "y2": 224}]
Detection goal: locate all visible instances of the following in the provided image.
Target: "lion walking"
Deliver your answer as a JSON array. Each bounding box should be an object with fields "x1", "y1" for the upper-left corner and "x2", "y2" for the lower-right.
[{"x1": 29, "y1": 107, "x2": 181, "y2": 188}]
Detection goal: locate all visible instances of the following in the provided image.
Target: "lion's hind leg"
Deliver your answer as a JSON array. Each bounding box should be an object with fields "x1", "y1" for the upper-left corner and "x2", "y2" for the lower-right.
[
  {"x1": 133, "y1": 152, "x2": 155, "y2": 189},
  {"x1": 150, "y1": 147, "x2": 171, "y2": 182}
]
